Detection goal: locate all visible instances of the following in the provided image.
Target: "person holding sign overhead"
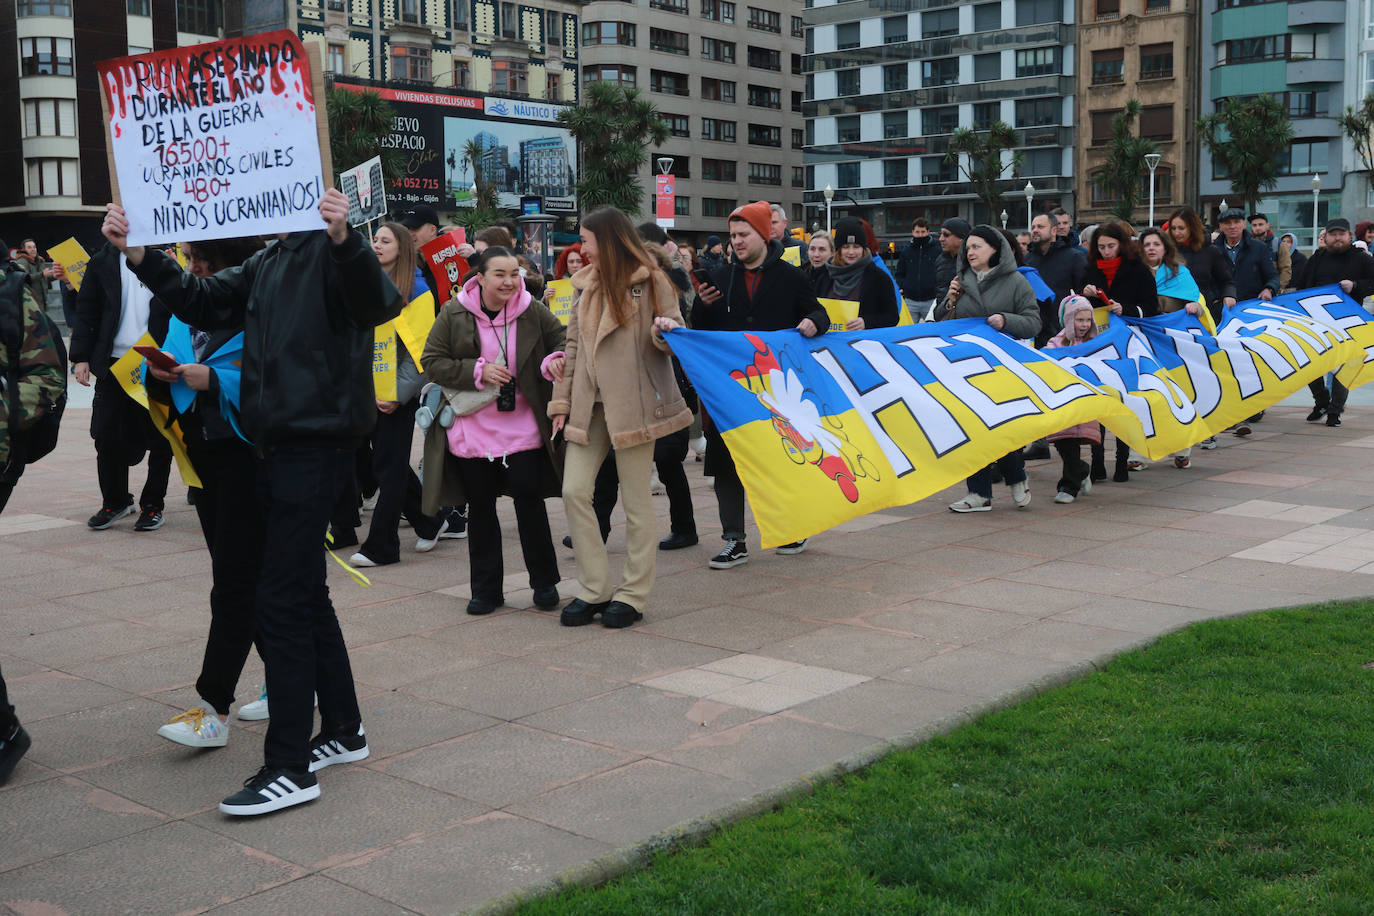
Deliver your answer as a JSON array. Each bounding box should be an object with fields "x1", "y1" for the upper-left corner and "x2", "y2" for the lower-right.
[
  {"x1": 940, "y1": 225, "x2": 1042, "y2": 513},
  {"x1": 812, "y1": 217, "x2": 900, "y2": 330},
  {"x1": 103, "y1": 186, "x2": 404, "y2": 817}
]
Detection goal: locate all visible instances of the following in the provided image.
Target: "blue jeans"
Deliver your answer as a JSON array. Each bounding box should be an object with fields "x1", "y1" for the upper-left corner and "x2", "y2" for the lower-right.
[{"x1": 967, "y1": 451, "x2": 1026, "y2": 500}]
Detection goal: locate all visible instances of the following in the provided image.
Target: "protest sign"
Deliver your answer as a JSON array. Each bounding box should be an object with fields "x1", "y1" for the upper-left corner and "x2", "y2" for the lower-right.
[
  {"x1": 420, "y1": 230, "x2": 469, "y2": 304},
  {"x1": 545, "y1": 278, "x2": 575, "y2": 325},
  {"x1": 341, "y1": 156, "x2": 386, "y2": 226},
  {"x1": 47, "y1": 239, "x2": 90, "y2": 291},
  {"x1": 97, "y1": 30, "x2": 329, "y2": 246},
  {"x1": 818, "y1": 298, "x2": 859, "y2": 334}
]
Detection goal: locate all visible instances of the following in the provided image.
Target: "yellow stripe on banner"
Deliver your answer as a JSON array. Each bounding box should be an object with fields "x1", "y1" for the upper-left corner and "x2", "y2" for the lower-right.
[
  {"x1": 112, "y1": 333, "x2": 203, "y2": 489},
  {"x1": 372, "y1": 322, "x2": 398, "y2": 402},
  {"x1": 394, "y1": 290, "x2": 436, "y2": 369}
]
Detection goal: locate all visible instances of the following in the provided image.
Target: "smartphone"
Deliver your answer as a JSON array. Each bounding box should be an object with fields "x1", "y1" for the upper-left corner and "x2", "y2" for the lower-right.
[
  {"x1": 133, "y1": 345, "x2": 178, "y2": 372},
  {"x1": 691, "y1": 268, "x2": 713, "y2": 286}
]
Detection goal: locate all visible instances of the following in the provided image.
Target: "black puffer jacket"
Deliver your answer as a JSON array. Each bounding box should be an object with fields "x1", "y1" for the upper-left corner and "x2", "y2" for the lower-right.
[
  {"x1": 131, "y1": 230, "x2": 402, "y2": 450},
  {"x1": 895, "y1": 235, "x2": 941, "y2": 301},
  {"x1": 70, "y1": 243, "x2": 171, "y2": 375},
  {"x1": 693, "y1": 240, "x2": 830, "y2": 334}
]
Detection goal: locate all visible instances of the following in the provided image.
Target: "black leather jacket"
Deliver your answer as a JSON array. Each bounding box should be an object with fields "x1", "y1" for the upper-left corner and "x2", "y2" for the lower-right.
[{"x1": 131, "y1": 230, "x2": 402, "y2": 451}]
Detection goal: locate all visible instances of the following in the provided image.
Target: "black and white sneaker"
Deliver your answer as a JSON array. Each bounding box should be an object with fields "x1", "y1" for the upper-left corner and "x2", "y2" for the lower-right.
[
  {"x1": 219, "y1": 766, "x2": 319, "y2": 816},
  {"x1": 775, "y1": 538, "x2": 809, "y2": 555},
  {"x1": 307, "y1": 725, "x2": 370, "y2": 772},
  {"x1": 708, "y1": 539, "x2": 749, "y2": 569},
  {"x1": 87, "y1": 501, "x2": 135, "y2": 530}
]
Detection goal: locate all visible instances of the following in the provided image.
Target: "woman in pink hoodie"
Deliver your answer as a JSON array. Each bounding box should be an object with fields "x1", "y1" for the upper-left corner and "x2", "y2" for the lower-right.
[
  {"x1": 1044, "y1": 294, "x2": 1102, "y2": 504},
  {"x1": 419, "y1": 247, "x2": 568, "y2": 616}
]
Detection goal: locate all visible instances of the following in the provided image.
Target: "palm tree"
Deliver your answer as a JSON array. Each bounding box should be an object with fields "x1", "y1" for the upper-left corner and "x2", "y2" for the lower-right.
[
  {"x1": 1100, "y1": 100, "x2": 1158, "y2": 223},
  {"x1": 325, "y1": 87, "x2": 403, "y2": 186},
  {"x1": 557, "y1": 81, "x2": 669, "y2": 215},
  {"x1": 1198, "y1": 95, "x2": 1294, "y2": 214},
  {"x1": 944, "y1": 122, "x2": 1023, "y2": 217}
]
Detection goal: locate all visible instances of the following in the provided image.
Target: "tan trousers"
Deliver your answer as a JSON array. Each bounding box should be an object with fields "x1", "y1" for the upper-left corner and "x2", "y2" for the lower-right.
[{"x1": 562, "y1": 404, "x2": 658, "y2": 610}]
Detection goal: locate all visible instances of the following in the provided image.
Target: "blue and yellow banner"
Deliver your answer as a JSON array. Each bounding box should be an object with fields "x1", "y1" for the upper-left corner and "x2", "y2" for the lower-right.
[{"x1": 668, "y1": 286, "x2": 1374, "y2": 547}]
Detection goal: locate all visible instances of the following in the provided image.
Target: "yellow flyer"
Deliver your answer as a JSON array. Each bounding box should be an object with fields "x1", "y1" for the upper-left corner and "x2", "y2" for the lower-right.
[
  {"x1": 47, "y1": 238, "x2": 90, "y2": 291},
  {"x1": 546, "y1": 278, "x2": 576, "y2": 326},
  {"x1": 818, "y1": 297, "x2": 860, "y2": 333},
  {"x1": 372, "y1": 323, "x2": 398, "y2": 401},
  {"x1": 781, "y1": 245, "x2": 802, "y2": 267}
]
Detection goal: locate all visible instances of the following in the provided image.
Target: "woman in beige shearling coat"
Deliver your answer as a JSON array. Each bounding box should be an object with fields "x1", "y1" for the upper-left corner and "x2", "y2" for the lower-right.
[{"x1": 548, "y1": 208, "x2": 692, "y2": 629}]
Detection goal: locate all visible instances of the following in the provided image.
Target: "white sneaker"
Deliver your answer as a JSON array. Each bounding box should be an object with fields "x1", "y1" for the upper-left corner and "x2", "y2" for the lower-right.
[
  {"x1": 237, "y1": 685, "x2": 269, "y2": 720},
  {"x1": 689, "y1": 436, "x2": 707, "y2": 457},
  {"x1": 360, "y1": 493, "x2": 379, "y2": 512},
  {"x1": 157, "y1": 706, "x2": 229, "y2": 748},
  {"x1": 1054, "y1": 490, "x2": 1075, "y2": 504},
  {"x1": 1011, "y1": 481, "x2": 1031, "y2": 509},
  {"x1": 415, "y1": 515, "x2": 450, "y2": 553},
  {"x1": 1081, "y1": 476, "x2": 1092, "y2": 495},
  {"x1": 349, "y1": 552, "x2": 379, "y2": 568},
  {"x1": 949, "y1": 493, "x2": 991, "y2": 513}
]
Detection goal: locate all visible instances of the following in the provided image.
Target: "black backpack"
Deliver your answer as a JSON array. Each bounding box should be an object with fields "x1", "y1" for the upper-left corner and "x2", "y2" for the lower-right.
[{"x1": 3, "y1": 266, "x2": 67, "y2": 464}]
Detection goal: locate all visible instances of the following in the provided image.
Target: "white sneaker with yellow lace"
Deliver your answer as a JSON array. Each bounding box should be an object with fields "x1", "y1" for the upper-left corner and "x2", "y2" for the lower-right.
[{"x1": 157, "y1": 706, "x2": 229, "y2": 748}]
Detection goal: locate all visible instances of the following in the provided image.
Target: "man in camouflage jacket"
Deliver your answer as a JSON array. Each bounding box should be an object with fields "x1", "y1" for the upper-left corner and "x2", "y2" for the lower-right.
[{"x1": 0, "y1": 270, "x2": 65, "y2": 514}]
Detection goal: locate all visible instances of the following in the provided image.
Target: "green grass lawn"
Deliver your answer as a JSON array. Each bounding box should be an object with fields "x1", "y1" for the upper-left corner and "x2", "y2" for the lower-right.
[{"x1": 517, "y1": 601, "x2": 1374, "y2": 915}]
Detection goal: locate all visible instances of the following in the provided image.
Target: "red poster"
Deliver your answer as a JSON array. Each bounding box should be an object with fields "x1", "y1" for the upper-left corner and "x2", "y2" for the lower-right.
[
  {"x1": 655, "y1": 174, "x2": 675, "y2": 227},
  {"x1": 420, "y1": 229, "x2": 469, "y2": 304}
]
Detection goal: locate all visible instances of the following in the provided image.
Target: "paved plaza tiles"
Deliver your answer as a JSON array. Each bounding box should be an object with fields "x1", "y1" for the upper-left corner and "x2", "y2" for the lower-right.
[{"x1": 3, "y1": 388, "x2": 1373, "y2": 913}]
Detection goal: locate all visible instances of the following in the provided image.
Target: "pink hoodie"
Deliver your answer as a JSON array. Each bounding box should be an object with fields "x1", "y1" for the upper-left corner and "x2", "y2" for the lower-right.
[{"x1": 445, "y1": 274, "x2": 545, "y2": 460}]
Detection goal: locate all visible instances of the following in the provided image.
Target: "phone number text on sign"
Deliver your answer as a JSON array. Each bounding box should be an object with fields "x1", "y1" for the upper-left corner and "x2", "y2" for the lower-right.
[{"x1": 97, "y1": 30, "x2": 327, "y2": 247}]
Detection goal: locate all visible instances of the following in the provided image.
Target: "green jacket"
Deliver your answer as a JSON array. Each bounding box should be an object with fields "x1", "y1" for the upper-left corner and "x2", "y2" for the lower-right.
[{"x1": 1, "y1": 283, "x2": 65, "y2": 468}]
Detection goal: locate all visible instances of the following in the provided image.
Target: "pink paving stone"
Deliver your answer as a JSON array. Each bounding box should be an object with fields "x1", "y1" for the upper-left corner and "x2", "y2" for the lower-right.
[{"x1": 1207, "y1": 470, "x2": 1320, "y2": 488}]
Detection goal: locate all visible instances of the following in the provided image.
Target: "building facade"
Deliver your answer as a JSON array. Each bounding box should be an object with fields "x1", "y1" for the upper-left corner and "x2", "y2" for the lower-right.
[
  {"x1": 1198, "y1": 0, "x2": 1347, "y2": 246},
  {"x1": 1342, "y1": 1, "x2": 1374, "y2": 224},
  {"x1": 1074, "y1": 0, "x2": 1198, "y2": 229},
  {"x1": 578, "y1": 0, "x2": 808, "y2": 243},
  {"x1": 803, "y1": 0, "x2": 1078, "y2": 246}
]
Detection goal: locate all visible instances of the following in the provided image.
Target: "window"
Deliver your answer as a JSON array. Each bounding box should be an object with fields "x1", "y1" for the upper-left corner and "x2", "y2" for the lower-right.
[
  {"x1": 664, "y1": 114, "x2": 690, "y2": 137},
  {"x1": 1279, "y1": 140, "x2": 1328, "y2": 176},
  {"x1": 399, "y1": 0, "x2": 419, "y2": 23},
  {"x1": 1015, "y1": 98, "x2": 1058, "y2": 128},
  {"x1": 883, "y1": 111, "x2": 907, "y2": 139},
  {"x1": 546, "y1": 11, "x2": 561, "y2": 44},
  {"x1": 1218, "y1": 35, "x2": 1288, "y2": 65},
  {"x1": 583, "y1": 22, "x2": 635, "y2": 46},
  {"x1": 793, "y1": 17, "x2": 804, "y2": 38},
  {"x1": 748, "y1": 46, "x2": 780, "y2": 70},
  {"x1": 329, "y1": 0, "x2": 345, "y2": 10},
  {"x1": 1140, "y1": 43, "x2": 1173, "y2": 78},
  {"x1": 23, "y1": 99, "x2": 75, "y2": 138},
  {"x1": 1139, "y1": 105, "x2": 1173, "y2": 140},
  {"x1": 651, "y1": 0, "x2": 688, "y2": 10},
  {"x1": 675, "y1": 196, "x2": 690, "y2": 217},
  {"x1": 584, "y1": 64, "x2": 636, "y2": 87},
  {"x1": 702, "y1": 158, "x2": 737, "y2": 181},
  {"x1": 974, "y1": 3, "x2": 1001, "y2": 30},
  {"x1": 702, "y1": 118, "x2": 736, "y2": 142},
  {"x1": 18, "y1": 0, "x2": 71, "y2": 14},
  {"x1": 1091, "y1": 48, "x2": 1124, "y2": 84},
  {"x1": 972, "y1": 102, "x2": 1000, "y2": 130},
  {"x1": 1021, "y1": 149, "x2": 1059, "y2": 177},
  {"x1": 974, "y1": 53, "x2": 1001, "y2": 82},
  {"x1": 544, "y1": 72, "x2": 560, "y2": 100},
  {"x1": 923, "y1": 156, "x2": 957, "y2": 183},
  {"x1": 793, "y1": 128, "x2": 804, "y2": 148},
  {"x1": 883, "y1": 159, "x2": 907, "y2": 187},
  {"x1": 1145, "y1": 0, "x2": 1169, "y2": 10},
  {"x1": 651, "y1": 70, "x2": 689, "y2": 95},
  {"x1": 837, "y1": 162, "x2": 861, "y2": 188},
  {"x1": 883, "y1": 64, "x2": 908, "y2": 92},
  {"x1": 791, "y1": 53, "x2": 803, "y2": 76},
  {"x1": 792, "y1": 91, "x2": 803, "y2": 113},
  {"x1": 1090, "y1": 110, "x2": 1115, "y2": 145},
  {"x1": 923, "y1": 106, "x2": 959, "y2": 135},
  {"x1": 489, "y1": 58, "x2": 525, "y2": 94},
  {"x1": 923, "y1": 58, "x2": 958, "y2": 88},
  {"x1": 748, "y1": 85, "x2": 781, "y2": 108},
  {"x1": 668, "y1": 157, "x2": 691, "y2": 178},
  {"x1": 748, "y1": 162, "x2": 781, "y2": 185},
  {"x1": 836, "y1": 70, "x2": 860, "y2": 96},
  {"x1": 1015, "y1": 0, "x2": 1058, "y2": 25},
  {"x1": 792, "y1": 166, "x2": 806, "y2": 188},
  {"x1": 748, "y1": 124, "x2": 781, "y2": 147},
  {"x1": 326, "y1": 44, "x2": 345, "y2": 74},
  {"x1": 650, "y1": 28, "x2": 689, "y2": 54},
  {"x1": 702, "y1": 0, "x2": 735, "y2": 24},
  {"x1": 701, "y1": 37, "x2": 735, "y2": 63},
  {"x1": 923, "y1": 8, "x2": 958, "y2": 38},
  {"x1": 25, "y1": 158, "x2": 78, "y2": 197},
  {"x1": 703, "y1": 199, "x2": 734, "y2": 218},
  {"x1": 1015, "y1": 47, "x2": 1059, "y2": 77},
  {"x1": 20, "y1": 37, "x2": 74, "y2": 76},
  {"x1": 836, "y1": 116, "x2": 861, "y2": 143},
  {"x1": 392, "y1": 45, "x2": 432, "y2": 82},
  {"x1": 747, "y1": 7, "x2": 780, "y2": 32},
  {"x1": 701, "y1": 78, "x2": 736, "y2": 103},
  {"x1": 1095, "y1": 0, "x2": 1119, "y2": 19},
  {"x1": 127, "y1": 0, "x2": 149, "y2": 14},
  {"x1": 177, "y1": 0, "x2": 220, "y2": 34},
  {"x1": 836, "y1": 22, "x2": 860, "y2": 50},
  {"x1": 1286, "y1": 90, "x2": 1329, "y2": 119},
  {"x1": 883, "y1": 16, "x2": 907, "y2": 43}
]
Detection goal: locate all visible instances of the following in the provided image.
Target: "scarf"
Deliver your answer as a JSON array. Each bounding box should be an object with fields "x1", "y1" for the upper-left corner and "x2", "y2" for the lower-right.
[
  {"x1": 1096, "y1": 256, "x2": 1122, "y2": 288},
  {"x1": 828, "y1": 252, "x2": 871, "y2": 300}
]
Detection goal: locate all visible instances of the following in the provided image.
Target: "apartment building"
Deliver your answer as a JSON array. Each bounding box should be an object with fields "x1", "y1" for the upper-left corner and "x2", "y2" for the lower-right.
[
  {"x1": 804, "y1": 0, "x2": 1078, "y2": 245},
  {"x1": 579, "y1": 0, "x2": 808, "y2": 242},
  {"x1": 1075, "y1": 0, "x2": 1198, "y2": 228}
]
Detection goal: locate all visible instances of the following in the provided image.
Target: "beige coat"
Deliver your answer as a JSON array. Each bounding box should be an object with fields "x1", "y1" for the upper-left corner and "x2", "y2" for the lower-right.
[{"x1": 548, "y1": 263, "x2": 692, "y2": 449}]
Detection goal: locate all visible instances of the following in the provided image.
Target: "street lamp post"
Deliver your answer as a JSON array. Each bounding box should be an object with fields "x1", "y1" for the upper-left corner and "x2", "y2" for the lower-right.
[
  {"x1": 655, "y1": 157, "x2": 675, "y2": 228},
  {"x1": 1144, "y1": 152, "x2": 1162, "y2": 229},
  {"x1": 1023, "y1": 180, "x2": 1035, "y2": 234},
  {"x1": 823, "y1": 184, "x2": 834, "y2": 235},
  {"x1": 1311, "y1": 174, "x2": 1322, "y2": 250}
]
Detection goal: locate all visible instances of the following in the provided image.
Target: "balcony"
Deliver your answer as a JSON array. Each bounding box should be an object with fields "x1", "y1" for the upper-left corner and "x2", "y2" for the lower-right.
[
  {"x1": 1286, "y1": 58, "x2": 1342, "y2": 85},
  {"x1": 1288, "y1": 0, "x2": 1347, "y2": 26}
]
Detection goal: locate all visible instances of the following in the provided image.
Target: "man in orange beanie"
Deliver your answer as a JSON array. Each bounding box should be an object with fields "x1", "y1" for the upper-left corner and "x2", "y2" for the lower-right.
[{"x1": 691, "y1": 201, "x2": 831, "y2": 570}]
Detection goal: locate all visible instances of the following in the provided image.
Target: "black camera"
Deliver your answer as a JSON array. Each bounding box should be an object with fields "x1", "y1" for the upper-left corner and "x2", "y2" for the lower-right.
[{"x1": 496, "y1": 380, "x2": 517, "y2": 412}]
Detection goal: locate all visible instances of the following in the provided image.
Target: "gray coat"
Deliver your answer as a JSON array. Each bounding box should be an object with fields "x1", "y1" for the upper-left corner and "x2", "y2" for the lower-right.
[{"x1": 936, "y1": 227, "x2": 1042, "y2": 341}]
